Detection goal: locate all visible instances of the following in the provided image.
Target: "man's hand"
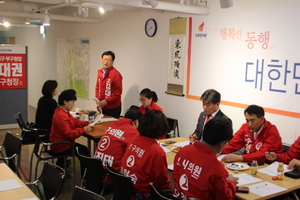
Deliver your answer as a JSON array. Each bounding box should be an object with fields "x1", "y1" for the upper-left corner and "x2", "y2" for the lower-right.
[
  {"x1": 287, "y1": 159, "x2": 300, "y2": 169},
  {"x1": 221, "y1": 154, "x2": 243, "y2": 163},
  {"x1": 265, "y1": 152, "x2": 278, "y2": 162},
  {"x1": 98, "y1": 100, "x2": 108, "y2": 108},
  {"x1": 84, "y1": 126, "x2": 93, "y2": 132},
  {"x1": 189, "y1": 134, "x2": 197, "y2": 142},
  {"x1": 228, "y1": 174, "x2": 239, "y2": 185}
]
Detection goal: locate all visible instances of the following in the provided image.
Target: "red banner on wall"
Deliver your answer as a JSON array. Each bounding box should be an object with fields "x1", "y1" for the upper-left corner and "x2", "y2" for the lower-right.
[{"x1": 0, "y1": 46, "x2": 27, "y2": 89}]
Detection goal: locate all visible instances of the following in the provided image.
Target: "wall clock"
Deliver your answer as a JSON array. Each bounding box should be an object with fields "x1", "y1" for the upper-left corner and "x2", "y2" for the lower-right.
[{"x1": 145, "y1": 18, "x2": 157, "y2": 37}]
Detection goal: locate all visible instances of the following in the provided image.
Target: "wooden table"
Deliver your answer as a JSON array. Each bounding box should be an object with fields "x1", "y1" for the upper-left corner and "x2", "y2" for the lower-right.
[
  {"x1": 158, "y1": 137, "x2": 300, "y2": 200},
  {"x1": 83, "y1": 115, "x2": 116, "y2": 154},
  {"x1": 0, "y1": 163, "x2": 39, "y2": 200}
]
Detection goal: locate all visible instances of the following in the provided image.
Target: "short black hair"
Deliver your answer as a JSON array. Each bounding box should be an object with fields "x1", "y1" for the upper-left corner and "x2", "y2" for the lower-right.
[
  {"x1": 140, "y1": 88, "x2": 158, "y2": 102},
  {"x1": 200, "y1": 89, "x2": 221, "y2": 104},
  {"x1": 42, "y1": 80, "x2": 57, "y2": 97},
  {"x1": 124, "y1": 107, "x2": 143, "y2": 122},
  {"x1": 102, "y1": 51, "x2": 115, "y2": 61},
  {"x1": 138, "y1": 110, "x2": 168, "y2": 139},
  {"x1": 244, "y1": 105, "x2": 265, "y2": 118},
  {"x1": 202, "y1": 117, "x2": 233, "y2": 146},
  {"x1": 58, "y1": 89, "x2": 77, "y2": 106}
]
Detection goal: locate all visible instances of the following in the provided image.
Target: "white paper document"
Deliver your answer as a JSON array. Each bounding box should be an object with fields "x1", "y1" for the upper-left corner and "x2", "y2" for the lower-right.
[
  {"x1": 168, "y1": 164, "x2": 174, "y2": 171},
  {"x1": 91, "y1": 97, "x2": 99, "y2": 103},
  {"x1": 232, "y1": 173, "x2": 262, "y2": 186},
  {"x1": 174, "y1": 141, "x2": 190, "y2": 147},
  {"x1": 258, "y1": 161, "x2": 292, "y2": 176},
  {"x1": 88, "y1": 114, "x2": 104, "y2": 126},
  {"x1": 217, "y1": 154, "x2": 227, "y2": 161},
  {"x1": 158, "y1": 143, "x2": 171, "y2": 153},
  {"x1": 0, "y1": 179, "x2": 23, "y2": 192},
  {"x1": 248, "y1": 181, "x2": 287, "y2": 197}
]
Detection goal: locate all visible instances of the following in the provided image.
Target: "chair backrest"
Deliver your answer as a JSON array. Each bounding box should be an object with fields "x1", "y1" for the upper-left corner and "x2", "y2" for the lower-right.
[
  {"x1": 72, "y1": 186, "x2": 106, "y2": 200},
  {"x1": 1, "y1": 132, "x2": 22, "y2": 172},
  {"x1": 106, "y1": 165, "x2": 136, "y2": 200},
  {"x1": 75, "y1": 147, "x2": 108, "y2": 194},
  {"x1": 282, "y1": 143, "x2": 291, "y2": 152},
  {"x1": 14, "y1": 112, "x2": 25, "y2": 130},
  {"x1": 14, "y1": 112, "x2": 36, "y2": 144},
  {"x1": 37, "y1": 161, "x2": 65, "y2": 200},
  {"x1": 166, "y1": 117, "x2": 180, "y2": 138},
  {"x1": 150, "y1": 182, "x2": 180, "y2": 200}
]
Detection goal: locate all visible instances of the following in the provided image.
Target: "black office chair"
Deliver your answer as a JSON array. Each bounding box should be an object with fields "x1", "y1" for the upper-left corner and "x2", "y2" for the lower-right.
[
  {"x1": 25, "y1": 161, "x2": 65, "y2": 200},
  {"x1": 166, "y1": 117, "x2": 180, "y2": 138},
  {"x1": 282, "y1": 143, "x2": 291, "y2": 152},
  {"x1": 150, "y1": 182, "x2": 180, "y2": 200},
  {"x1": 106, "y1": 165, "x2": 136, "y2": 200},
  {"x1": 14, "y1": 112, "x2": 36, "y2": 144},
  {"x1": 0, "y1": 131, "x2": 22, "y2": 177},
  {"x1": 72, "y1": 185, "x2": 106, "y2": 200},
  {"x1": 75, "y1": 147, "x2": 109, "y2": 196},
  {"x1": 29, "y1": 128, "x2": 76, "y2": 181}
]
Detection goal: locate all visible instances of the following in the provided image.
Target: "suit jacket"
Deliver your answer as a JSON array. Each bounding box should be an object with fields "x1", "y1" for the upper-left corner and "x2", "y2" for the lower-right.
[{"x1": 193, "y1": 110, "x2": 232, "y2": 140}]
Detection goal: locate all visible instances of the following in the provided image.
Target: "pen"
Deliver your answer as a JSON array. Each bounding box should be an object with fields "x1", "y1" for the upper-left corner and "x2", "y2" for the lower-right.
[{"x1": 256, "y1": 183, "x2": 268, "y2": 189}]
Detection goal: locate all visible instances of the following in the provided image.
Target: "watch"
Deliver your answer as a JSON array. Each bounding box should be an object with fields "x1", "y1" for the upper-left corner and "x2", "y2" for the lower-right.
[{"x1": 145, "y1": 18, "x2": 157, "y2": 37}]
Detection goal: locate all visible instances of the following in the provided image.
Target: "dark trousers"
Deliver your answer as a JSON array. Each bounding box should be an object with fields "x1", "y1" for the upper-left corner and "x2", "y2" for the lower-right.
[
  {"x1": 103, "y1": 105, "x2": 121, "y2": 118},
  {"x1": 55, "y1": 143, "x2": 90, "y2": 177}
]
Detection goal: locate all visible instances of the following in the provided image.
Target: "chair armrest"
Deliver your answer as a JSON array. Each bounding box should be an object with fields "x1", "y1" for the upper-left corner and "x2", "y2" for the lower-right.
[
  {"x1": 25, "y1": 180, "x2": 39, "y2": 186},
  {"x1": 0, "y1": 153, "x2": 18, "y2": 160},
  {"x1": 44, "y1": 141, "x2": 73, "y2": 148}
]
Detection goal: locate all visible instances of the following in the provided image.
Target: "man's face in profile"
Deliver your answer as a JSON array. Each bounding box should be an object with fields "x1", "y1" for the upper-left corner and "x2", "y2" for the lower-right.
[{"x1": 202, "y1": 100, "x2": 219, "y2": 115}]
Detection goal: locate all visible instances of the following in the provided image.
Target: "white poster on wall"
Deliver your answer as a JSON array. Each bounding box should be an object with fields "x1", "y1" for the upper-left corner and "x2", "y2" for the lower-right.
[{"x1": 186, "y1": 9, "x2": 300, "y2": 118}]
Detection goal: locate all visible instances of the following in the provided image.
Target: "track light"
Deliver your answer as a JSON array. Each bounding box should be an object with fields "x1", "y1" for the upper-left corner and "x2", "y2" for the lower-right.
[
  {"x1": 82, "y1": 7, "x2": 89, "y2": 17},
  {"x1": 43, "y1": 10, "x2": 50, "y2": 26},
  {"x1": 78, "y1": 4, "x2": 83, "y2": 15},
  {"x1": 145, "y1": 0, "x2": 158, "y2": 8},
  {"x1": 219, "y1": 0, "x2": 233, "y2": 8},
  {"x1": 25, "y1": 18, "x2": 30, "y2": 24}
]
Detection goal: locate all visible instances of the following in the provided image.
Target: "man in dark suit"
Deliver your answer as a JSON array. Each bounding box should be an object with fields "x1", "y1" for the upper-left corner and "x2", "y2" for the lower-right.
[{"x1": 189, "y1": 89, "x2": 232, "y2": 142}]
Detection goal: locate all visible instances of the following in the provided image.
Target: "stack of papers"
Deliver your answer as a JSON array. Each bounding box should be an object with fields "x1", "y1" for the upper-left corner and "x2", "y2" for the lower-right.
[
  {"x1": 232, "y1": 173, "x2": 262, "y2": 186},
  {"x1": 258, "y1": 161, "x2": 292, "y2": 176},
  {"x1": 248, "y1": 181, "x2": 286, "y2": 197}
]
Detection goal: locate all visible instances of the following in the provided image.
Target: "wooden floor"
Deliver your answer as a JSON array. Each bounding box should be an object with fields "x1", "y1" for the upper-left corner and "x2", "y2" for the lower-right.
[{"x1": 0, "y1": 128, "x2": 113, "y2": 200}]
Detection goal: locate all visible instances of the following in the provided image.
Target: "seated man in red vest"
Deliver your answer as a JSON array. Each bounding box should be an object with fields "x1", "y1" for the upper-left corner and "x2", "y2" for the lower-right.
[{"x1": 221, "y1": 104, "x2": 283, "y2": 163}]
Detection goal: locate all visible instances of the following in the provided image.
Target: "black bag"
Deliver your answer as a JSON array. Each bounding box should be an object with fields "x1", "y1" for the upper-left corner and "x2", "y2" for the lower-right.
[{"x1": 284, "y1": 168, "x2": 300, "y2": 179}]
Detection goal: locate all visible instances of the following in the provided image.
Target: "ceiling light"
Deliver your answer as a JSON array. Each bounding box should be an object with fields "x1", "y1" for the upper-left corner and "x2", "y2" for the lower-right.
[
  {"x1": 220, "y1": 0, "x2": 233, "y2": 8},
  {"x1": 3, "y1": 21, "x2": 9, "y2": 27},
  {"x1": 99, "y1": 6, "x2": 105, "y2": 14},
  {"x1": 25, "y1": 18, "x2": 30, "y2": 24},
  {"x1": 145, "y1": 0, "x2": 158, "y2": 8},
  {"x1": 40, "y1": 25, "x2": 46, "y2": 35},
  {"x1": 43, "y1": 10, "x2": 50, "y2": 26}
]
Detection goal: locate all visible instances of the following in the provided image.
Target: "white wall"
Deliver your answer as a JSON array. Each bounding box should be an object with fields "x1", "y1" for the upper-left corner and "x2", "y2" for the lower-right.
[{"x1": 1, "y1": 0, "x2": 299, "y2": 144}]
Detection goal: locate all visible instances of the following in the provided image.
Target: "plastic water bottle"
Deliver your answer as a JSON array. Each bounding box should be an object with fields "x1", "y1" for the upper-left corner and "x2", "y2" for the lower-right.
[{"x1": 251, "y1": 160, "x2": 258, "y2": 176}]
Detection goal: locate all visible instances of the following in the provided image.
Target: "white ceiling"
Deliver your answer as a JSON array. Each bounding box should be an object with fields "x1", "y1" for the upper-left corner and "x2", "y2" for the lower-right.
[{"x1": 0, "y1": 0, "x2": 210, "y2": 26}]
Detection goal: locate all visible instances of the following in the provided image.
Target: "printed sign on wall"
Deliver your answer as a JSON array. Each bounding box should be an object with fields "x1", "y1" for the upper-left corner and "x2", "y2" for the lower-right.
[{"x1": 0, "y1": 46, "x2": 27, "y2": 89}]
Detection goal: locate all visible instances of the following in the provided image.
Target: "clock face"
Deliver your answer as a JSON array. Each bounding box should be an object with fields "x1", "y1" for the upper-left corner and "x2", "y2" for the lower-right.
[{"x1": 145, "y1": 18, "x2": 157, "y2": 37}]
